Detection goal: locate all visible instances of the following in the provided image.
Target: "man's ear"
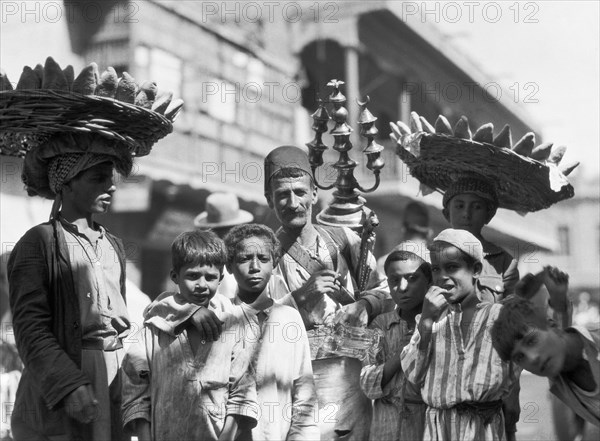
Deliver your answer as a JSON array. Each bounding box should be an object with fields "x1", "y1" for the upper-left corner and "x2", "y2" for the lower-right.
[
  {"x1": 225, "y1": 262, "x2": 232, "y2": 274},
  {"x1": 473, "y1": 261, "x2": 483, "y2": 279},
  {"x1": 169, "y1": 268, "x2": 178, "y2": 285},
  {"x1": 265, "y1": 192, "x2": 274, "y2": 209},
  {"x1": 311, "y1": 184, "x2": 318, "y2": 206}
]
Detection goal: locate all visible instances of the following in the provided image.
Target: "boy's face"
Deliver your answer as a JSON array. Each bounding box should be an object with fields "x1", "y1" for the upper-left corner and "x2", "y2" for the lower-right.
[
  {"x1": 170, "y1": 263, "x2": 222, "y2": 307},
  {"x1": 228, "y1": 237, "x2": 274, "y2": 295},
  {"x1": 386, "y1": 259, "x2": 429, "y2": 311},
  {"x1": 430, "y1": 243, "x2": 480, "y2": 303},
  {"x1": 267, "y1": 174, "x2": 317, "y2": 231},
  {"x1": 447, "y1": 193, "x2": 489, "y2": 235},
  {"x1": 63, "y1": 162, "x2": 116, "y2": 215},
  {"x1": 510, "y1": 327, "x2": 566, "y2": 377}
]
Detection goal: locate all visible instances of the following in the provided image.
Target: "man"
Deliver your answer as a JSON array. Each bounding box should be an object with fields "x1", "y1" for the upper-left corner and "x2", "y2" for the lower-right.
[{"x1": 263, "y1": 145, "x2": 392, "y2": 440}]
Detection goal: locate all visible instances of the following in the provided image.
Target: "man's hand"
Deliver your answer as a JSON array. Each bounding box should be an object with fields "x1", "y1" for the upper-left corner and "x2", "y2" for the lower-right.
[
  {"x1": 542, "y1": 266, "x2": 569, "y2": 312},
  {"x1": 291, "y1": 269, "x2": 339, "y2": 310},
  {"x1": 190, "y1": 307, "x2": 223, "y2": 341},
  {"x1": 64, "y1": 384, "x2": 98, "y2": 424},
  {"x1": 335, "y1": 300, "x2": 369, "y2": 327}
]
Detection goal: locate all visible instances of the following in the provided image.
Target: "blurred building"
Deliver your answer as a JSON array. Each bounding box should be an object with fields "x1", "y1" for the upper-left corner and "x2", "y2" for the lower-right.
[
  {"x1": 1, "y1": 0, "x2": 579, "y2": 298},
  {"x1": 521, "y1": 175, "x2": 600, "y2": 302}
]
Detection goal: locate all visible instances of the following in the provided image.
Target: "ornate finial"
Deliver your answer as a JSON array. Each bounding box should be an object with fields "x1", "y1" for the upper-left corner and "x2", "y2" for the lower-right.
[
  {"x1": 357, "y1": 96, "x2": 384, "y2": 174},
  {"x1": 306, "y1": 95, "x2": 330, "y2": 170}
]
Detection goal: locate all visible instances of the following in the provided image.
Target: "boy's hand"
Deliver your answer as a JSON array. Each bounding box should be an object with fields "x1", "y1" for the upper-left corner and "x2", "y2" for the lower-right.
[
  {"x1": 190, "y1": 307, "x2": 223, "y2": 341},
  {"x1": 542, "y1": 266, "x2": 569, "y2": 312},
  {"x1": 421, "y1": 286, "x2": 449, "y2": 323},
  {"x1": 292, "y1": 269, "x2": 338, "y2": 309},
  {"x1": 64, "y1": 384, "x2": 98, "y2": 424}
]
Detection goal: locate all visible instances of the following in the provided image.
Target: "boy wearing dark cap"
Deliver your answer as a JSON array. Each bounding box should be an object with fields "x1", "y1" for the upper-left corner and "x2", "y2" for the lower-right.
[{"x1": 401, "y1": 229, "x2": 520, "y2": 441}]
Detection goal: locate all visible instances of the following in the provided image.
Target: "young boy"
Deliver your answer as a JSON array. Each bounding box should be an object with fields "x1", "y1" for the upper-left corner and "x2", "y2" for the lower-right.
[
  {"x1": 401, "y1": 229, "x2": 520, "y2": 441},
  {"x1": 121, "y1": 230, "x2": 257, "y2": 441},
  {"x1": 442, "y1": 176, "x2": 519, "y2": 300},
  {"x1": 491, "y1": 295, "x2": 599, "y2": 426},
  {"x1": 224, "y1": 223, "x2": 319, "y2": 441},
  {"x1": 443, "y1": 177, "x2": 522, "y2": 440},
  {"x1": 360, "y1": 244, "x2": 430, "y2": 441},
  {"x1": 9, "y1": 149, "x2": 132, "y2": 441}
]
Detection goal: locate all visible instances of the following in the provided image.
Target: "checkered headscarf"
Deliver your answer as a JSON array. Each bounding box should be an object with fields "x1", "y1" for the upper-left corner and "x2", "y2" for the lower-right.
[
  {"x1": 442, "y1": 176, "x2": 498, "y2": 210},
  {"x1": 47, "y1": 153, "x2": 116, "y2": 194}
]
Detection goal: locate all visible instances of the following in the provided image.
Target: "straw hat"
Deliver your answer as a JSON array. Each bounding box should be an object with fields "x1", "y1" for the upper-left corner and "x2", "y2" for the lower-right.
[
  {"x1": 391, "y1": 112, "x2": 578, "y2": 213},
  {"x1": 194, "y1": 193, "x2": 254, "y2": 229}
]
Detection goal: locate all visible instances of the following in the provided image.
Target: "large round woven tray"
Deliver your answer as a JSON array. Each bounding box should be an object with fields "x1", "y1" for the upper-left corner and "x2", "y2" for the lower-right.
[
  {"x1": 0, "y1": 89, "x2": 173, "y2": 157},
  {"x1": 397, "y1": 132, "x2": 574, "y2": 213}
]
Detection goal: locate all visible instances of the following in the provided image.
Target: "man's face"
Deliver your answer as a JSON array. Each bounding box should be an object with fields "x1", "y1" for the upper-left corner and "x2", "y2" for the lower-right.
[
  {"x1": 510, "y1": 327, "x2": 566, "y2": 377},
  {"x1": 430, "y1": 243, "x2": 480, "y2": 303},
  {"x1": 386, "y1": 259, "x2": 429, "y2": 311},
  {"x1": 171, "y1": 263, "x2": 222, "y2": 307},
  {"x1": 267, "y1": 174, "x2": 317, "y2": 231},
  {"x1": 228, "y1": 237, "x2": 274, "y2": 296},
  {"x1": 447, "y1": 193, "x2": 489, "y2": 236},
  {"x1": 63, "y1": 162, "x2": 116, "y2": 215}
]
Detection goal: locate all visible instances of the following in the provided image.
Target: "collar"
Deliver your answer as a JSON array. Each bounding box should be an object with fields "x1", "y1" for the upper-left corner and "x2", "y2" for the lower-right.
[
  {"x1": 234, "y1": 288, "x2": 274, "y2": 315},
  {"x1": 384, "y1": 309, "x2": 403, "y2": 330},
  {"x1": 58, "y1": 214, "x2": 105, "y2": 238}
]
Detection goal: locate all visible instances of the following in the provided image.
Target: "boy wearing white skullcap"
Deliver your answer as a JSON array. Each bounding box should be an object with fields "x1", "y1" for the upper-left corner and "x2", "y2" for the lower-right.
[{"x1": 401, "y1": 229, "x2": 521, "y2": 441}]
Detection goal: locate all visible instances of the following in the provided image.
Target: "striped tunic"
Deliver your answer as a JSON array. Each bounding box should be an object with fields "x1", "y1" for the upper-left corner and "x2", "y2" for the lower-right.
[
  {"x1": 401, "y1": 302, "x2": 520, "y2": 441},
  {"x1": 360, "y1": 310, "x2": 426, "y2": 441}
]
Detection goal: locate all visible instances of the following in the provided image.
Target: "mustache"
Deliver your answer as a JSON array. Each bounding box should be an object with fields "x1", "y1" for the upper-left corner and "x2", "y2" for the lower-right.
[{"x1": 283, "y1": 208, "x2": 306, "y2": 215}]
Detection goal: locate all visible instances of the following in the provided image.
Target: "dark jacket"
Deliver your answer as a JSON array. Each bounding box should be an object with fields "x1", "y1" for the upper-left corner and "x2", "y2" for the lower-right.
[{"x1": 7, "y1": 220, "x2": 126, "y2": 439}]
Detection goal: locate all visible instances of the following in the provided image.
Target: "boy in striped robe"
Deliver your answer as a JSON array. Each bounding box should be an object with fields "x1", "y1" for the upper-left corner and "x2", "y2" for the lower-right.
[{"x1": 401, "y1": 229, "x2": 520, "y2": 441}]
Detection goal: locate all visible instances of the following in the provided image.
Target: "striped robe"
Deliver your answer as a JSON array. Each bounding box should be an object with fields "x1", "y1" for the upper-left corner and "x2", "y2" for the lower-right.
[
  {"x1": 360, "y1": 310, "x2": 426, "y2": 441},
  {"x1": 401, "y1": 302, "x2": 520, "y2": 441}
]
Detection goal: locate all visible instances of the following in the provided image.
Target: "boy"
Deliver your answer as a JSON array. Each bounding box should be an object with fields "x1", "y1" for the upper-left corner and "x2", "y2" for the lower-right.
[
  {"x1": 442, "y1": 177, "x2": 521, "y2": 439},
  {"x1": 224, "y1": 223, "x2": 319, "y2": 440},
  {"x1": 401, "y1": 229, "x2": 520, "y2": 441},
  {"x1": 442, "y1": 175, "x2": 518, "y2": 300},
  {"x1": 360, "y1": 244, "x2": 430, "y2": 441},
  {"x1": 9, "y1": 148, "x2": 132, "y2": 441},
  {"x1": 491, "y1": 295, "x2": 599, "y2": 427},
  {"x1": 121, "y1": 231, "x2": 257, "y2": 441}
]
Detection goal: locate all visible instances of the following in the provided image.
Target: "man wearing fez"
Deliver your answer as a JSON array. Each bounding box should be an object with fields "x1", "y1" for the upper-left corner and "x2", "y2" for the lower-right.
[{"x1": 263, "y1": 145, "x2": 391, "y2": 440}]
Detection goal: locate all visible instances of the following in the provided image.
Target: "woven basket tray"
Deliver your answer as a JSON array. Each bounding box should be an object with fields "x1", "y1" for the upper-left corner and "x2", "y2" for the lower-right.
[
  {"x1": 0, "y1": 90, "x2": 173, "y2": 157},
  {"x1": 397, "y1": 133, "x2": 574, "y2": 212}
]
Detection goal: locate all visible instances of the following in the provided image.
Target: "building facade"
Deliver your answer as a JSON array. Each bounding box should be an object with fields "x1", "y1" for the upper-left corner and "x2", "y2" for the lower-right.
[{"x1": 1, "y1": 0, "x2": 571, "y2": 298}]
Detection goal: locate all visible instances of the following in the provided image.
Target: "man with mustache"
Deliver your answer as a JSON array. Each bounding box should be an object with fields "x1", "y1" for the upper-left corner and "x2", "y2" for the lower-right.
[{"x1": 262, "y1": 145, "x2": 391, "y2": 440}]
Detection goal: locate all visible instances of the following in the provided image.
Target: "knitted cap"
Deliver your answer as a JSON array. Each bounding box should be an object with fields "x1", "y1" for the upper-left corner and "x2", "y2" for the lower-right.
[
  {"x1": 442, "y1": 176, "x2": 498, "y2": 209},
  {"x1": 430, "y1": 228, "x2": 483, "y2": 264},
  {"x1": 264, "y1": 145, "x2": 312, "y2": 192}
]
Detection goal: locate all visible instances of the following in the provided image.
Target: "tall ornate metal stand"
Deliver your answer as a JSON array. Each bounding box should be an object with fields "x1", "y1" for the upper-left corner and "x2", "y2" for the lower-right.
[
  {"x1": 306, "y1": 79, "x2": 384, "y2": 230},
  {"x1": 306, "y1": 79, "x2": 385, "y2": 291}
]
